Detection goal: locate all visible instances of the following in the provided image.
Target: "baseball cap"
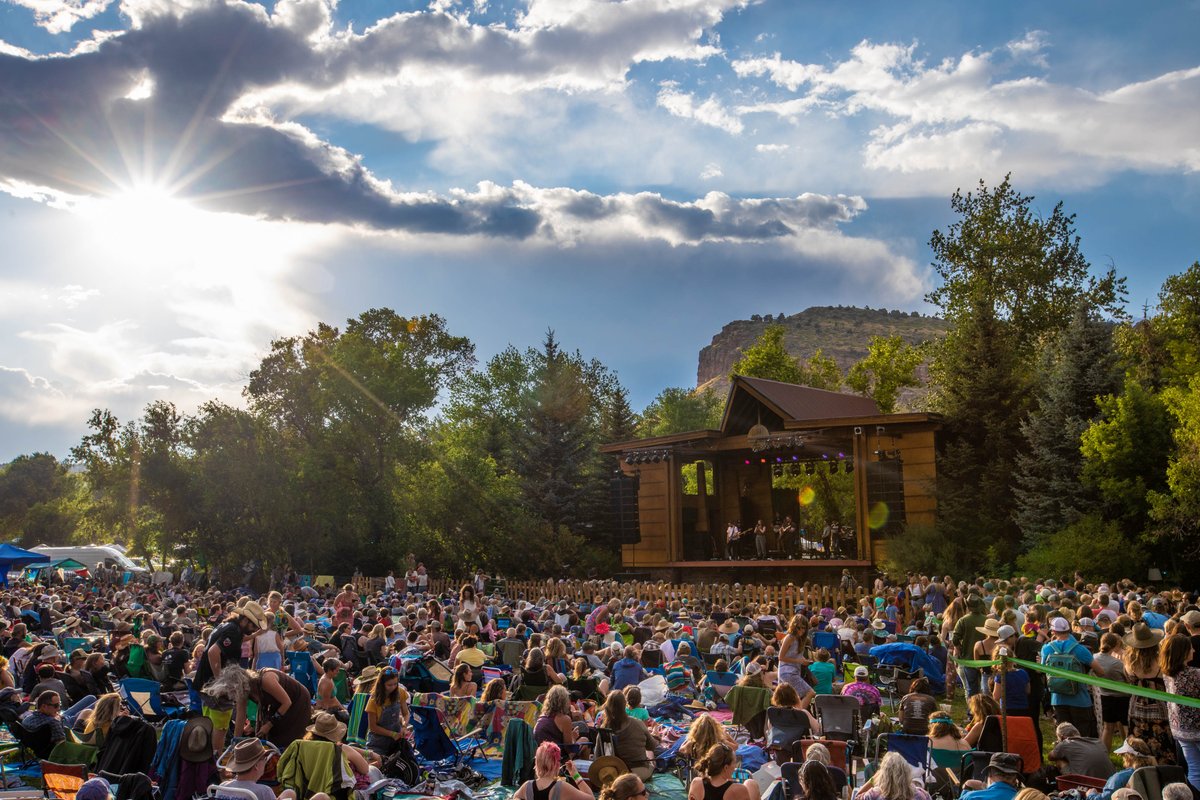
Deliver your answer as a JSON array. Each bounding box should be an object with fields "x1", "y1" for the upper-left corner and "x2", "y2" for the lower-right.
[
  {"x1": 996, "y1": 625, "x2": 1016, "y2": 640},
  {"x1": 1181, "y1": 610, "x2": 1200, "y2": 628},
  {"x1": 1115, "y1": 740, "x2": 1151, "y2": 757},
  {"x1": 854, "y1": 666, "x2": 869, "y2": 678},
  {"x1": 1050, "y1": 617, "x2": 1071, "y2": 632}
]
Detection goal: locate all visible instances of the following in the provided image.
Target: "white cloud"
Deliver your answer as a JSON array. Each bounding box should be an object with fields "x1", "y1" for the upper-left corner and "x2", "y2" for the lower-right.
[
  {"x1": 57, "y1": 285, "x2": 100, "y2": 309},
  {"x1": 1006, "y1": 30, "x2": 1048, "y2": 67},
  {"x1": 699, "y1": 163, "x2": 723, "y2": 180},
  {"x1": 755, "y1": 143, "x2": 790, "y2": 153},
  {"x1": 656, "y1": 84, "x2": 744, "y2": 134},
  {"x1": 7, "y1": 0, "x2": 113, "y2": 33},
  {"x1": 732, "y1": 39, "x2": 1200, "y2": 183}
]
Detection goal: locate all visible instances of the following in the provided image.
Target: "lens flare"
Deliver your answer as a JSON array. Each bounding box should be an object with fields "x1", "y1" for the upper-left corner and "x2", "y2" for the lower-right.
[
  {"x1": 868, "y1": 502, "x2": 889, "y2": 530},
  {"x1": 798, "y1": 486, "x2": 816, "y2": 506}
]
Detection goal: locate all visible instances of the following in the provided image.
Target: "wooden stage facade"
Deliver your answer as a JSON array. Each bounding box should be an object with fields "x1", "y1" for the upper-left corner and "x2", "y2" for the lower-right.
[{"x1": 602, "y1": 375, "x2": 942, "y2": 582}]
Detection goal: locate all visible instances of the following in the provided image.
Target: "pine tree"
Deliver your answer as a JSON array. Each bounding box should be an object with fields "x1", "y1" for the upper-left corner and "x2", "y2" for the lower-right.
[{"x1": 1013, "y1": 304, "x2": 1120, "y2": 546}]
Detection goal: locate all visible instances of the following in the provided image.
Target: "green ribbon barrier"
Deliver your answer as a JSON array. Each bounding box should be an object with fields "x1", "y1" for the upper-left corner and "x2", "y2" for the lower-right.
[{"x1": 950, "y1": 656, "x2": 1200, "y2": 709}]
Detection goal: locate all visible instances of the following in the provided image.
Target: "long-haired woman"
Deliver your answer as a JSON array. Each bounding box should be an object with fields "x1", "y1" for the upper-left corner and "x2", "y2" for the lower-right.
[
  {"x1": 778, "y1": 615, "x2": 814, "y2": 701},
  {"x1": 855, "y1": 751, "x2": 931, "y2": 800},
  {"x1": 450, "y1": 663, "x2": 477, "y2": 698},
  {"x1": 686, "y1": 742, "x2": 760, "y2": 800},
  {"x1": 515, "y1": 742, "x2": 594, "y2": 800},
  {"x1": 365, "y1": 665, "x2": 410, "y2": 756}
]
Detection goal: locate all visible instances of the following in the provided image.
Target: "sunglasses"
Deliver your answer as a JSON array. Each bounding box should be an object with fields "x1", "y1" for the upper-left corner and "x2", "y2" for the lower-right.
[{"x1": 381, "y1": 668, "x2": 398, "y2": 678}]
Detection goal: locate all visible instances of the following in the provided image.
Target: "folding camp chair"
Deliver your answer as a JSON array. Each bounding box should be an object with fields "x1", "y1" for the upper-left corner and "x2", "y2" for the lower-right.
[
  {"x1": 765, "y1": 708, "x2": 814, "y2": 763},
  {"x1": 410, "y1": 706, "x2": 485, "y2": 767},
  {"x1": 797, "y1": 739, "x2": 853, "y2": 788},
  {"x1": 977, "y1": 715, "x2": 1041, "y2": 773},
  {"x1": 812, "y1": 695, "x2": 861, "y2": 746},
  {"x1": 960, "y1": 752, "x2": 1021, "y2": 784},
  {"x1": 286, "y1": 651, "x2": 318, "y2": 695},
  {"x1": 5, "y1": 717, "x2": 56, "y2": 763},
  {"x1": 641, "y1": 648, "x2": 664, "y2": 669},
  {"x1": 1130, "y1": 766, "x2": 1188, "y2": 800},
  {"x1": 496, "y1": 639, "x2": 526, "y2": 670},
  {"x1": 703, "y1": 671, "x2": 737, "y2": 705},
  {"x1": 878, "y1": 733, "x2": 929, "y2": 772},
  {"x1": 701, "y1": 652, "x2": 723, "y2": 669},
  {"x1": 725, "y1": 685, "x2": 770, "y2": 740},
  {"x1": 346, "y1": 693, "x2": 369, "y2": 747},
  {"x1": 812, "y1": 632, "x2": 841, "y2": 668},
  {"x1": 60, "y1": 638, "x2": 89, "y2": 655},
  {"x1": 119, "y1": 677, "x2": 186, "y2": 721},
  {"x1": 39, "y1": 761, "x2": 86, "y2": 800},
  {"x1": 207, "y1": 787, "x2": 260, "y2": 800}
]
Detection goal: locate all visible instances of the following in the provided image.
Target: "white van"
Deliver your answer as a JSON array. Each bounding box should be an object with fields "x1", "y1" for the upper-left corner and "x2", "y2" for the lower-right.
[{"x1": 31, "y1": 545, "x2": 150, "y2": 577}]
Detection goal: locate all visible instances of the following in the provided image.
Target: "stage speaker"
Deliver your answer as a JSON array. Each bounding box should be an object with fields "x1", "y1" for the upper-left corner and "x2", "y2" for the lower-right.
[{"x1": 609, "y1": 472, "x2": 641, "y2": 544}]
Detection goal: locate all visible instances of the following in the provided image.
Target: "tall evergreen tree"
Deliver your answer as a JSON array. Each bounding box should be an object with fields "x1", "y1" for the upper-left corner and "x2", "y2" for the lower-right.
[{"x1": 1013, "y1": 305, "x2": 1120, "y2": 546}]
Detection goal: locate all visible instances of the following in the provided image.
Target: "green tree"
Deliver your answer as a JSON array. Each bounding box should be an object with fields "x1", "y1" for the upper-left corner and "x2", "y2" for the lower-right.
[
  {"x1": 1013, "y1": 305, "x2": 1120, "y2": 546},
  {"x1": 1148, "y1": 374, "x2": 1200, "y2": 556},
  {"x1": 600, "y1": 385, "x2": 639, "y2": 444},
  {"x1": 797, "y1": 349, "x2": 843, "y2": 391},
  {"x1": 638, "y1": 388, "x2": 723, "y2": 437},
  {"x1": 1016, "y1": 514, "x2": 1146, "y2": 581},
  {"x1": 846, "y1": 336, "x2": 926, "y2": 413},
  {"x1": 926, "y1": 175, "x2": 1125, "y2": 358},
  {"x1": 1080, "y1": 381, "x2": 1174, "y2": 530},
  {"x1": 0, "y1": 453, "x2": 82, "y2": 546},
  {"x1": 731, "y1": 325, "x2": 804, "y2": 383}
]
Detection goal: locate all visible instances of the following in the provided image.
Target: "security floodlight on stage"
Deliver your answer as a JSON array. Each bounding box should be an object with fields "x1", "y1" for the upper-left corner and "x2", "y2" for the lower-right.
[
  {"x1": 772, "y1": 464, "x2": 784, "y2": 478},
  {"x1": 625, "y1": 454, "x2": 634, "y2": 464},
  {"x1": 844, "y1": 460, "x2": 854, "y2": 473},
  {"x1": 804, "y1": 462, "x2": 815, "y2": 475},
  {"x1": 828, "y1": 461, "x2": 839, "y2": 474},
  {"x1": 788, "y1": 464, "x2": 802, "y2": 477}
]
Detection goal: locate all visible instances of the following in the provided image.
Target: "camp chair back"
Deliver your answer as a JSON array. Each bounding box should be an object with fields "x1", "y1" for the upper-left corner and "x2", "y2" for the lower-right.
[
  {"x1": 1130, "y1": 765, "x2": 1188, "y2": 800},
  {"x1": 930, "y1": 747, "x2": 968, "y2": 772},
  {"x1": 701, "y1": 652, "x2": 724, "y2": 669},
  {"x1": 757, "y1": 620, "x2": 778, "y2": 639},
  {"x1": 798, "y1": 739, "x2": 851, "y2": 776},
  {"x1": 977, "y1": 716, "x2": 1041, "y2": 773},
  {"x1": 40, "y1": 760, "x2": 87, "y2": 800},
  {"x1": 959, "y1": 752, "x2": 1021, "y2": 784},
  {"x1": 704, "y1": 671, "x2": 737, "y2": 701},
  {"x1": 61, "y1": 638, "x2": 89, "y2": 655},
  {"x1": 346, "y1": 693, "x2": 369, "y2": 746},
  {"x1": 411, "y1": 706, "x2": 463, "y2": 766},
  {"x1": 726, "y1": 685, "x2": 770, "y2": 740},
  {"x1": 812, "y1": 695, "x2": 861, "y2": 744},
  {"x1": 119, "y1": 677, "x2": 183, "y2": 721},
  {"x1": 882, "y1": 733, "x2": 929, "y2": 771},
  {"x1": 276, "y1": 740, "x2": 344, "y2": 800},
  {"x1": 641, "y1": 649, "x2": 664, "y2": 669},
  {"x1": 811, "y1": 632, "x2": 841, "y2": 667},
  {"x1": 286, "y1": 652, "x2": 318, "y2": 695},
  {"x1": 781, "y1": 760, "x2": 846, "y2": 799},
  {"x1": 8, "y1": 717, "x2": 58, "y2": 763},
  {"x1": 481, "y1": 666, "x2": 506, "y2": 686},
  {"x1": 48, "y1": 740, "x2": 99, "y2": 771},
  {"x1": 765, "y1": 708, "x2": 814, "y2": 763}
]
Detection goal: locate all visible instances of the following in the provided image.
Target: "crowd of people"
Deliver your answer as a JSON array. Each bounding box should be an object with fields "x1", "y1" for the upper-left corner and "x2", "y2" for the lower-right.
[{"x1": 0, "y1": 569, "x2": 1198, "y2": 800}]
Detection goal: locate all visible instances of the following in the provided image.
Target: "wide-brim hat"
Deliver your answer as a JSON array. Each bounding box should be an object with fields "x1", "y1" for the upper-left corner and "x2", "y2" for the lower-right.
[
  {"x1": 870, "y1": 620, "x2": 887, "y2": 631},
  {"x1": 38, "y1": 647, "x2": 63, "y2": 662},
  {"x1": 238, "y1": 601, "x2": 269, "y2": 631},
  {"x1": 987, "y1": 752, "x2": 1022, "y2": 776},
  {"x1": 228, "y1": 738, "x2": 268, "y2": 773},
  {"x1": 1123, "y1": 622, "x2": 1164, "y2": 650},
  {"x1": 587, "y1": 756, "x2": 628, "y2": 788},
  {"x1": 975, "y1": 619, "x2": 1001, "y2": 637},
  {"x1": 307, "y1": 711, "x2": 347, "y2": 743},
  {"x1": 654, "y1": 620, "x2": 671, "y2": 632},
  {"x1": 180, "y1": 716, "x2": 214, "y2": 762},
  {"x1": 354, "y1": 665, "x2": 381, "y2": 686},
  {"x1": 718, "y1": 619, "x2": 739, "y2": 635}
]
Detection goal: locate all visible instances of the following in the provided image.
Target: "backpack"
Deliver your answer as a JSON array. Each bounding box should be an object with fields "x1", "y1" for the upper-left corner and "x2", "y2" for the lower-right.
[
  {"x1": 1045, "y1": 642, "x2": 1083, "y2": 696},
  {"x1": 381, "y1": 736, "x2": 420, "y2": 785}
]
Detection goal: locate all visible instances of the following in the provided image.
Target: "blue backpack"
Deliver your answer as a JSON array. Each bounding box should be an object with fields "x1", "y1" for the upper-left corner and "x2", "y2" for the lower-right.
[{"x1": 1045, "y1": 641, "x2": 1084, "y2": 696}]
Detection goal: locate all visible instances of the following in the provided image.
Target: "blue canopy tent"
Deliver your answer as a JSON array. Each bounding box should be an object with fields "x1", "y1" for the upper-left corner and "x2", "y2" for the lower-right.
[
  {"x1": 869, "y1": 641, "x2": 946, "y2": 694},
  {"x1": 0, "y1": 543, "x2": 49, "y2": 586}
]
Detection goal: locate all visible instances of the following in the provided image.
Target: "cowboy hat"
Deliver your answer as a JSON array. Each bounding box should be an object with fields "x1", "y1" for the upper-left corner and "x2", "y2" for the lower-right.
[
  {"x1": 238, "y1": 601, "x2": 269, "y2": 631},
  {"x1": 306, "y1": 711, "x2": 347, "y2": 743},
  {"x1": 654, "y1": 620, "x2": 671, "y2": 632},
  {"x1": 1123, "y1": 622, "x2": 1164, "y2": 650},
  {"x1": 354, "y1": 665, "x2": 381, "y2": 687},
  {"x1": 975, "y1": 619, "x2": 1002, "y2": 637},
  {"x1": 587, "y1": 756, "x2": 628, "y2": 788},
  {"x1": 870, "y1": 619, "x2": 887, "y2": 631},
  {"x1": 180, "y1": 716, "x2": 214, "y2": 763},
  {"x1": 718, "y1": 619, "x2": 739, "y2": 635},
  {"x1": 228, "y1": 738, "x2": 269, "y2": 773}
]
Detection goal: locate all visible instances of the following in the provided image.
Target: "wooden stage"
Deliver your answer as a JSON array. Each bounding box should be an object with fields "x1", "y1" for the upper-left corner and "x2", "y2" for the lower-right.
[{"x1": 629, "y1": 558, "x2": 875, "y2": 583}]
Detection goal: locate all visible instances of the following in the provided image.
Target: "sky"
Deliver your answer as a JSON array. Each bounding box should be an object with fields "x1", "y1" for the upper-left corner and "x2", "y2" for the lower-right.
[{"x1": 0, "y1": 0, "x2": 1198, "y2": 461}]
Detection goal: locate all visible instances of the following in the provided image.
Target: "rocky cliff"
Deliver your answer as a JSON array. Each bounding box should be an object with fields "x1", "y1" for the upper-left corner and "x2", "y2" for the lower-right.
[{"x1": 697, "y1": 306, "x2": 951, "y2": 397}]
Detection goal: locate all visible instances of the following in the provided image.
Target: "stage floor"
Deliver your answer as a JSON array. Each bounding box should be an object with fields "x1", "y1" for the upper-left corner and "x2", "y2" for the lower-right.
[{"x1": 668, "y1": 559, "x2": 871, "y2": 568}]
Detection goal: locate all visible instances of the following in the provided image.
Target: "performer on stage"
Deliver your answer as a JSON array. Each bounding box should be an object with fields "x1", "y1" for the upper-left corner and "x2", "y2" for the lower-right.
[{"x1": 725, "y1": 521, "x2": 741, "y2": 560}]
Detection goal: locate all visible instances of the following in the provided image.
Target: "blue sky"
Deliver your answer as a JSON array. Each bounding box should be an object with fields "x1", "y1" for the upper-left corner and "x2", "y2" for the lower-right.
[{"x1": 0, "y1": 0, "x2": 1197, "y2": 461}]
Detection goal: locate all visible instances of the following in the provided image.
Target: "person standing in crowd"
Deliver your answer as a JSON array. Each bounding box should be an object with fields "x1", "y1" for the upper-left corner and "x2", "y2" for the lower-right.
[
  {"x1": 1160, "y1": 634, "x2": 1200, "y2": 790},
  {"x1": 195, "y1": 602, "x2": 269, "y2": 754},
  {"x1": 1042, "y1": 615, "x2": 1098, "y2": 738},
  {"x1": 953, "y1": 596, "x2": 989, "y2": 698},
  {"x1": 1093, "y1": 632, "x2": 1129, "y2": 751},
  {"x1": 1123, "y1": 622, "x2": 1174, "y2": 764}
]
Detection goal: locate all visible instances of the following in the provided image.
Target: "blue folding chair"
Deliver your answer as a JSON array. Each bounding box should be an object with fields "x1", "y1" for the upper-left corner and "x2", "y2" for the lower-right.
[
  {"x1": 119, "y1": 678, "x2": 186, "y2": 721},
  {"x1": 286, "y1": 651, "x2": 317, "y2": 695},
  {"x1": 881, "y1": 732, "x2": 930, "y2": 771},
  {"x1": 704, "y1": 671, "x2": 737, "y2": 705},
  {"x1": 410, "y1": 706, "x2": 484, "y2": 767},
  {"x1": 811, "y1": 631, "x2": 841, "y2": 668}
]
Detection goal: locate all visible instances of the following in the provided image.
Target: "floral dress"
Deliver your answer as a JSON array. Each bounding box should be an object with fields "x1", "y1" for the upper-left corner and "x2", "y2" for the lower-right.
[{"x1": 1127, "y1": 671, "x2": 1176, "y2": 765}]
